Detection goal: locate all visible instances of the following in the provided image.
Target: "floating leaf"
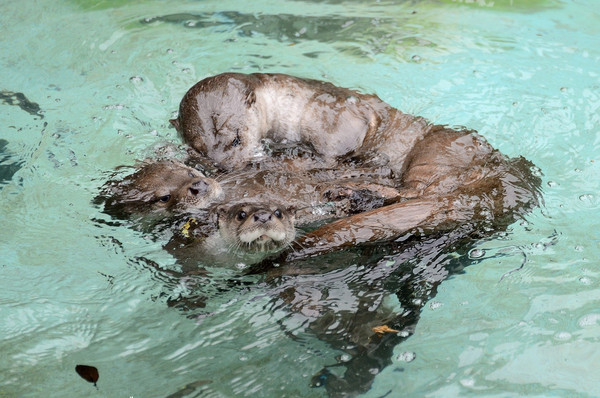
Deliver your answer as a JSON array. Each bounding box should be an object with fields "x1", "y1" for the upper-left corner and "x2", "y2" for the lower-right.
[
  {"x1": 181, "y1": 217, "x2": 197, "y2": 238},
  {"x1": 372, "y1": 325, "x2": 399, "y2": 334},
  {"x1": 75, "y1": 365, "x2": 99, "y2": 386}
]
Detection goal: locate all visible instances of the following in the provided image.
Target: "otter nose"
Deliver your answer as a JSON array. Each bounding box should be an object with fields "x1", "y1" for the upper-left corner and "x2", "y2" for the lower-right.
[
  {"x1": 188, "y1": 180, "x2": 210, "y2": 196},
  {"x1": 253, "y1": 211, "x2": 272, "y2": 223}
]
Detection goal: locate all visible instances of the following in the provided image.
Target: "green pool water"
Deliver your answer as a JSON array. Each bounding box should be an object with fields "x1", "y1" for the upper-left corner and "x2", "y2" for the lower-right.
[{"x1": 1, "y1": 0, "x2": 599, "y2": 396}]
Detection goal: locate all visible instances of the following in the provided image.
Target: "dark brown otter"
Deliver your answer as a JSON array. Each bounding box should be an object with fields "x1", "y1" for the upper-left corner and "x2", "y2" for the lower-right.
[{"x1": 270, "y1": 129, "x2": 542, "y2": 261}]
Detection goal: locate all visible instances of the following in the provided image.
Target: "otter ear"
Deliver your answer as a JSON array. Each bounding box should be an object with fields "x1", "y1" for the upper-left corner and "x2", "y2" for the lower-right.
[
  {"x1": 286, "y1": 205, "x2": 297, "y2": 216},
  {"x1": 169, "y1": 118, "x2": 180, "y2": 129}
]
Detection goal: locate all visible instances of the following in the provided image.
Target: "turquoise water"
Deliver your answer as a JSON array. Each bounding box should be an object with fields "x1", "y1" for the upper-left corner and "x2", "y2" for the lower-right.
[{"x1": 1, "y1": 0, "x2": 599, "y2": 396}]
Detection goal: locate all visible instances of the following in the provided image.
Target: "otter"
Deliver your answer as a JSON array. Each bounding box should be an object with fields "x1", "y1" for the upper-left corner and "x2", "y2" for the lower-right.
[
  {"x1": 170, "y1": 74, "x2": 541, "y2": 260},
  {"x1": 170, "y1": 72, "x2": 431, "y2": 174},
  {"x1": 97, "y1": 160, "x2": 223, "y2": 218},
  {"x1": 165, "y1": 202, "x2": 295, "y2": 267}
]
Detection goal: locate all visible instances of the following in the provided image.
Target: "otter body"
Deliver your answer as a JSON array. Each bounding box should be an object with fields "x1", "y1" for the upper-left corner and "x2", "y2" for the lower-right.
[{"x1": 171, "y1": 73, "x2": 431, "y2": 173}]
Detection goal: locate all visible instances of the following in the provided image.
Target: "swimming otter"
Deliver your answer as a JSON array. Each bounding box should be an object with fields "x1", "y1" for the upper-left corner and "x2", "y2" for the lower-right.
[
  {"x1": 165, "y1": 202, "x2": 295, "y2": 266},
  {"x1": 97, "y1": 160, "x2": 223, "y2": 218},
  {"x1": 170, "y1": 72, "x2": 430, "y2": 174},
  {"x1": 170, "y1": 74, "x2": 541, "y2": 259}
]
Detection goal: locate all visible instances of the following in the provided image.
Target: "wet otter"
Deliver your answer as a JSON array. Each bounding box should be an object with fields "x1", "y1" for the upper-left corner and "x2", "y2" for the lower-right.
[
  {"x1": 97, "y1": 160, "x2": 223, "y2": 218},
  {"x1": 170, "y1": 72, "x2": 431, "y2": 174},
  {"x1": 170, "y1": 74, "x2": 541, "y2": 259},
  {"x1": 165, "y1": 202, "x2": 295, "y2": 266}
]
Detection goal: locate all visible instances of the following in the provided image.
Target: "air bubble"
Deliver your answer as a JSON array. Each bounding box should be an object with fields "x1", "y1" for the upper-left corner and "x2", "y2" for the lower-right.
[
  {"x1": 547, "y1": 181, "x2": 558, "y2": 187},
  {"x1": 429, "y1": 301, "x2": 443, "y2": 310},
  {"x1": 578, "y1": 314, "x2": 600, "y2": 327},
  {"x1": 339, "y1": 354, "x2": 351, "y2": 362},
  {"x1": 579, "y1": 276, "x2": 592, "y2": 285},
  {"x1": 554, "y1": 332, "x2": 571, "y2": 340},
  {"x1": 469, "y1": 248, "x2": 486, "y2": 259},
  {"x1": 579, "y1": 194, "x2": 594, "y2": 202},
  {"x1": 530, "y1": 166, "x2": 542, "y2": 177},
  {"x1": 130, "y1": 76, "x2": 143, "y2": 83},
  {"x1": 460, "y1": 378, "x2": 475, "y2": 387},
  {"x1": 397, "y1": 351, "x2": 416, "y2": 362},
  {"x1": 235, "y1": 263, "x2": 248, "y2": 270},
  {"x1": 103, "y1": 104, "x2": 124, "y2": 110},
  {"x1": 411, "y1": 55, "x2": 421, "y2": 62}
]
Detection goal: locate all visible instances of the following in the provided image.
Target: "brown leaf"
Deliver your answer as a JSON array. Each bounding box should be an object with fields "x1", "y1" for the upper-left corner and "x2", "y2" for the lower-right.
[
  {"x1": 75, "y1": 365, "x2": 99, "y2": 386},
  {"x1": 372, "y1": 325, "x2": 400, "y2": 334}
]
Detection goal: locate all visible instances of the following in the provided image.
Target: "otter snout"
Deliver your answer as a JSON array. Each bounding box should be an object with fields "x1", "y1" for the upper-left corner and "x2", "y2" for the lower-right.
[
  {"x1": 188, "y1": 179, "x2": 210, "y2": 197},
  {"x1": 252, "y1": 210, "x2": 272, "y2": 223}
]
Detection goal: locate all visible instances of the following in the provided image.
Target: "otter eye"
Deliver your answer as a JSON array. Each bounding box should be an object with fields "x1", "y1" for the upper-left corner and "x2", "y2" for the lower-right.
[
  {"x1": 232, "y1": 130, "x2": 241, "y2": 147},
  {"x1": 158, "y1": 194, "x2": 171, "y2": 203},
  {"x1": 274, "y1": 209, "x2": 283, "y2": 219},
  {"x1": 236, "y1": 210, "x2": 247, "y2": 221}
]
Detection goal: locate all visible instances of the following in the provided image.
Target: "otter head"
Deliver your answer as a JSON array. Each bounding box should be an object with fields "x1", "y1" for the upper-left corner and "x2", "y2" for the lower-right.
[
  {"x1": 217, "y1": 202, "x2": 295, "y2": 255},
  {"x1": 99, "y1": 160, "x2": 223, "y2": 218}
]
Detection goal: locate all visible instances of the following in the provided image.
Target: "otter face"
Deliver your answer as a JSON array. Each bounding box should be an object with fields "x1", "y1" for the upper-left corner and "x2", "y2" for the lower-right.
[
  {"x1": 218, "y1": 203, "x2": 295, "y2": 254},
  {"x1": 101, "y1": 161, "x2": 223, "y2": 217}
]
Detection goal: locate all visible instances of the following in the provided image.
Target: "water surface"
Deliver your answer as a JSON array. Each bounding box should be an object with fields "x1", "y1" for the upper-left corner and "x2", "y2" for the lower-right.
[{"x1": 1, "y1": 0, "x2": 599, "y2": 396}]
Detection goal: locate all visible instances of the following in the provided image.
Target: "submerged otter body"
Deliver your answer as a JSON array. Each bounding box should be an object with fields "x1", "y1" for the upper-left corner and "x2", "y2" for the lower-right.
[{"x1": 171, "y1": 73, "x2": 431, "y2": 174}]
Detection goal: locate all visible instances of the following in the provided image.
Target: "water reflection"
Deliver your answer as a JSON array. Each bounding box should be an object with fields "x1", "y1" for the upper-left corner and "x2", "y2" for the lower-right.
[
  {"x1": 0, "y1": 140, "x2": 24, "y2": 189},
  {"x1": 155, "y1": 225, "x2": 507, "y2": 396}
]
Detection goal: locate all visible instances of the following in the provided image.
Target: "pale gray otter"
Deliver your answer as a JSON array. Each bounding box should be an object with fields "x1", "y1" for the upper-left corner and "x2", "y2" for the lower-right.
[
  {"x1": 170, "y1": 72, "x2": 430, "y2": 174},
  {"x1": 165, "y1": 202, "x2": 295, "y2": 266},
  {"x1": 96, "y1": 160, "x2": 223, "y2": 218}
]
